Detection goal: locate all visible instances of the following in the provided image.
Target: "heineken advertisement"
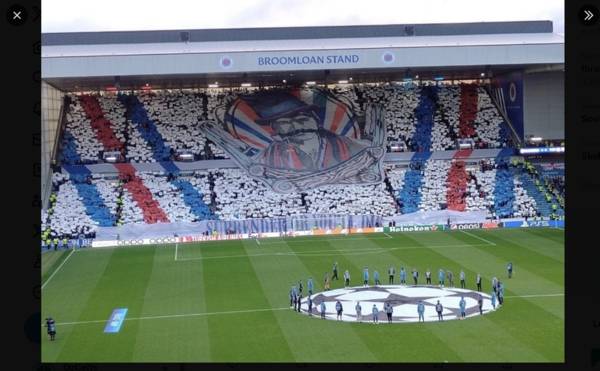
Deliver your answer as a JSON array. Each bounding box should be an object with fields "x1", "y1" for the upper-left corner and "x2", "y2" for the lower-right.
[{"x1": 384, "y1": 225, "x2": 446, "y2": 233}]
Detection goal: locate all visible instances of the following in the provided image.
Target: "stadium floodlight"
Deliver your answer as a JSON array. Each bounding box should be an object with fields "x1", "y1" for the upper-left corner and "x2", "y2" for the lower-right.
[
  {"x1": 178, "y1": 153, "x2": 193, "y2": 161},
  {"x1": 103, "y1": 151, "x2": 121, "y2": 163},
  {"x1": 306, "y1": 81, "x2": 316, "y2": 85},
  {"x1": 208, "y1": 83, "x2": 219, "y2": 88},
  {"x1": 349, "y1": 77, "x2": 353, "y2": 81},
  {"x1": 434, "y1": 76, "x2": 444, "y2": 81},
  {"x1": 415, "y1": 75, "x2": 419, "y2": 79},
  {"x1": 530, "y1": 137, "x2": 543, "y2": 142},
  {"x1": 241, "y1": 83, "x2": 252, "y2": 87},
  {"x1": 338, "y1": 80, "x2": 348, "y2": 84},
  {"x1": 519, "y1": 147, "x2": 564, "y2": 154},
  {"x1": 282, "y1": 79, "x2": 287, "y2": 83}
]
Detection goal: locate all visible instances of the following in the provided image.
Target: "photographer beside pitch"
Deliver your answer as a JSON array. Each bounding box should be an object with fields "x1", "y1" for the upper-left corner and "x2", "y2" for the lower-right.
[{"x1": 45, "y1": 317, "x2": 56, "y2": 341}]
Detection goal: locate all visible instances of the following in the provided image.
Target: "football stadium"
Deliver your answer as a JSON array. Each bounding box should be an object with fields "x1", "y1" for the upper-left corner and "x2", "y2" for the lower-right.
[{"x1": 41, "y1": 18, "x2": 564, "y2": 362}]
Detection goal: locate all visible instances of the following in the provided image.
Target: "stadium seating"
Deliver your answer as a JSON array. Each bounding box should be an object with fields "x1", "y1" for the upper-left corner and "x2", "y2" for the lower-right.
[
  {"x1": 513, "y1": 164, "x2": 562, "y2": 218},
  {"x1": 57, "y1": 83, "x2": 512, "y2": 165},
  {"x1": 380, "y1": 86, "x2": 419, "y2": 151},
  {"x1": 446, "y1": 160, "x2": 469, "y2": 211},
  {"x1": 211, "y1": 168, "x2": 305, "y2": 219},
  {"x1": 171, "y1": 176, "x2": 214, "y2": 221},
  {"x1": 473, "y1": 87, "x2": 509, "y2": 148},
  {"x1": 419, "y1": 158, "x2": 452, "y2": 211},
  {"x1": 139, "y1": 91, "x2": 209, "y2": 160},
  {"x1": 48, "y1": 173, "x2": 98, "y2": 238},
  {"x1": 304, "y1": 183, "x2": 398, "y2": 216},
  {"x1": 60, "y1": 97, "x2": 105, "y2": 164},
  {"x1": 116, "y1": 164, "x2": 170, "y2": 223},
  {"x1": 79, "y1": 95, "x2": 125, "y2": 152},
  {"x1": 512, "y1": 176, "x2": 538, "y2": 218},
  {"x1": 465, "y1": 160, "x2": 496, "y2": 212},
  {"x1": 411, "y1": 85, "x2": 438, "y2": 152},
  {"x1": 493, "y1": 160, "x2": 516, "y2": 218},
  {"x1": 45, "y1": 83, "x2": 557, "y2": 240},
  {"x1": 45, "y1": 155, "x2": 554, "y2": 240},
  {"x1": 458, "y1": 84, "x2": 478, "y2": 139},
  {"x1": 396, "y1": 152, "x2": 431, "y2": 213},
  {"x1": 59, "y1": 95, "x2": 127, "y2": 164},
  {"x1": 118, "y1": 94, "x2": 172, "y2": 162}
]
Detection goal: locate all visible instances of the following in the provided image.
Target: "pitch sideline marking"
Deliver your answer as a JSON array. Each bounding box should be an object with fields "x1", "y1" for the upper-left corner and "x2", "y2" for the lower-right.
[
  {"x1": 44, "y1": 307, "x2": 291, "y2": 327},
  {"x1": 460, "y1": 230, "x2": 497, "y2": 246},
  {"x1": 41, "y1": 248, "x2": 76, "y2": 290},
  {"x1": 504, "y1": 293, "x2": 564, "y2": 299},
  {"x1": 255, "y1": 238, "x2": 261, "y2": 246},
  {"x1": 42, "y1": 293, "x2": 564, "y2": 327},
  {"x1": 383, "y1": 232, "x2": 393, "y2": 239}
]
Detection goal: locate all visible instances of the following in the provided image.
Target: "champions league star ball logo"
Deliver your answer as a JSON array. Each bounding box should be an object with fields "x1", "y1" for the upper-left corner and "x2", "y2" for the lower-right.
[
  {"x1": 204, "y1": 88, "x2": 386, "y2": 193},
  {"x1": 298, "y1": 286, "x2": 497, "y2": 323}
]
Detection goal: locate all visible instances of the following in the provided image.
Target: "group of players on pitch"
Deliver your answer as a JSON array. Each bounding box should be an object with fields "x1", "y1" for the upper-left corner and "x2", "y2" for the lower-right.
[{"x1": 288, "y1": 261, "x2": 513, "y2": 322}]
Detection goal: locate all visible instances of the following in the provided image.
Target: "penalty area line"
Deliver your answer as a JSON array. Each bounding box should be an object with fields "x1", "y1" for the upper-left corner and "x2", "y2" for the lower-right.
[
  {"x1": 383, "y1": 232, "x2": 393, "y2": 239},
  {"x1": 175, "y1": 243, "x2": 490, "y2": 261},
  {"x1": 41, "y1": 248, "x2": 76, "y2": 290},
  {"x1": 460, "y1": 230, "x2": 497, "y2": 246}
]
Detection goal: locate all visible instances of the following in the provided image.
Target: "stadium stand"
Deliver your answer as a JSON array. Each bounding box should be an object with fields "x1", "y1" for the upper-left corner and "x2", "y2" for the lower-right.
[
  {"x1": 419, "y1": 158, "x2": 452, "y2": 211},
  {"x1": 493, "y1": 159, "x2": 516, "y2": 218},
  {"x1": 60, "y1": 98, "x2": 105, "y2": 164},
  {"x1": 56, "y1": 84, "x2": 511, "y2": 166},
  {"x1": 304, "y1": 183, "x2": 398, "y2": 216},
  {"x1": 397, "y1": 152, "x2": 431, "y2": 213},
  {"x1": 48, "y1": 172, "x2": 98, "y2": 238},
  {"x1": 446, "y1": 160, "x2": 469, "y2": 211},
  {"x1": 45, "y1": 83, "x2": 558, "y2": 241},
  {"x1": 465, "y1": 160, "x2": 496, "y2": 212},
  {"x1": 139, "y1": 91, "x2": 209, "y2": 160},
  {"x1": 118, "y1": 94, "x2": 172, "y2": 162},
  {"x1": 411, "y1": 85, "x2": 438, "y2": 152},
  {"x1": 45, "y1": 155, "x2": 551, "y2": 240},
  {"x1": 211, "y1": 168, "x2": 305, "y2": 219}
]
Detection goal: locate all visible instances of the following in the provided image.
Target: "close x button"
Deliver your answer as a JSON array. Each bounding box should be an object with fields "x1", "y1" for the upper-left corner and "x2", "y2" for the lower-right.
[{"x1": 6, "y1": 4, "x2": 28, "y2": 26}]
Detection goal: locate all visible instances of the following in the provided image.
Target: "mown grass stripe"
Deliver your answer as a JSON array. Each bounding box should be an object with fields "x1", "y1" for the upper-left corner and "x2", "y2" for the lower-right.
[
  {"x1": 244, "y1": 237, "x2": 381, "y2": 362},
  {"x1": 41, "y1": 250, "x2": 70, "y2": 283},
  {"x1": 310, "y1": 234, "x2": 462, "y2": 362},
  {"x1": 381, "y1": 233, "x2": 560, "y2": 361},
  {"x1": 55, "y1": 248, "x2": 158, "y2": 362},
  {"x1": 202, "y1": 240, "x2": 295, "y2": 362}
]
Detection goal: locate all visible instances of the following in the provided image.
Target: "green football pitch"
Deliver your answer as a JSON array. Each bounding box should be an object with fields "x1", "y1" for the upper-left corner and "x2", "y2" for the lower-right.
[{"x1": 41, "y1": 228, "x2": 564, "y2": 362}]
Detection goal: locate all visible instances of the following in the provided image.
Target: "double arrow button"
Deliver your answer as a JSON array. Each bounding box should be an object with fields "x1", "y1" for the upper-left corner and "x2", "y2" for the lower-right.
[{"x1": 579, "y1": 5, "x2": 598, "y2": 26}]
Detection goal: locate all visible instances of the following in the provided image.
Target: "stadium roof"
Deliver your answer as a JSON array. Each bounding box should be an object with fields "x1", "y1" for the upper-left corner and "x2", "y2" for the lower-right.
[
  {"x1": 43, "y1": 33, "x2": 564, "y2": 57},
  {"x1": 42, "y1": 21, "x2": 564, "y2": 91},
  {"x1": 42, "y1": 21, "x2": 555, "y2": 45}
]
